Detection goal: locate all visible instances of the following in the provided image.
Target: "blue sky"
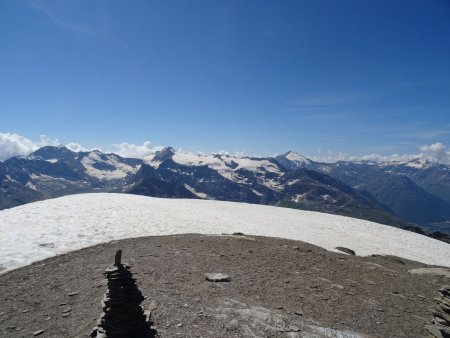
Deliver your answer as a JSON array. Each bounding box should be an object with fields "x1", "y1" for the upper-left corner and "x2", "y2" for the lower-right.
[{"x1": 1, "y1": 0, "x2": 450, "y2": 159}]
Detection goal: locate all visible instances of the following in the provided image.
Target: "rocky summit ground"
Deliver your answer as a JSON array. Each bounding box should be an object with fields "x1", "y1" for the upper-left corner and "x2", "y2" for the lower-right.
[{"x1": 0, "y1": 234, "x2": 448, "y2": 338}]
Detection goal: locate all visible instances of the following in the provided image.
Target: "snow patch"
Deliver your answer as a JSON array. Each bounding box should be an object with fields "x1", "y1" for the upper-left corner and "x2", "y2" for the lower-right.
[
  {"x1": 1, "y1": 193, "x2": 449, "y2": 273},
  {"x1": 184, "y1": 184, "x2": 209, "y2": 199},
  {"x1": 25, "y1": 181, "x2": 37, "y2": 190},
  {"x1": 81, "y1": 152, "x2": 138, "y2": 180}
]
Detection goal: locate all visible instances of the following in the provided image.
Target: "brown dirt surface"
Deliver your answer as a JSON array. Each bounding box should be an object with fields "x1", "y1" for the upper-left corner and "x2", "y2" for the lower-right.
[{"x1": 0, "y1": 234, "x2": 448, "y2": 337}]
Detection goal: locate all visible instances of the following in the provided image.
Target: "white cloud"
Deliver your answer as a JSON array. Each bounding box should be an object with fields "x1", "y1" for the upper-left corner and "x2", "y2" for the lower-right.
[
  {"x1": 0, "y1": 132, "x2": 37, "y2": 161},
  {"x1": 112, "y1": 141, "x2": 162, "y2": 158},
  {"x1": 0, "y1": 132, "x2": 89, "y2": 161},
  {"x1": 419, "y1": 142, "x2": 450, "y2": 164},
  {"x1": 0, "y1": 132, "x2": 60, "y2": 161},
  {"x1": 2, "y1": 131, "x2": 450, "y2": 166},
  {"x1": 310, "y1": 142, "x2": 450, "y2": 165},
  {"x1": 66, "y1": 142, "x2": 88, "y2": 152}
]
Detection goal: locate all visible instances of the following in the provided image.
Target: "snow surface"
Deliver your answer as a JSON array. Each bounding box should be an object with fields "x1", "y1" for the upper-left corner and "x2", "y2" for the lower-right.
[
  {"x1": 285, "y1": 151, "x2": 311, "y2": 164},
  {"x1": 1, "y1": 193, "x2": 449, "y2": 273}
]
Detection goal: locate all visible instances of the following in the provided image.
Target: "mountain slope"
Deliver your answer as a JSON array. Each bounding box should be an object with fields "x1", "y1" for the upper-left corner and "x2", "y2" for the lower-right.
[
  {"x1": 131, "y1": 148, "x2": 404, "y2": 227},
  {"x1": 276, "y1": 154, "x2": 450, "y2": 228}
]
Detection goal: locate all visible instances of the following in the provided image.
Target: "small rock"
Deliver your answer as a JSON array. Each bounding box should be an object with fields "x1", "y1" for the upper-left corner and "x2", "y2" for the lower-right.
[
  {"x1": 176, "y1": 323, "x2": 183, "y2": 327},
  {"x1": 22, "y1": 309, "x2": 30, "y2": 313},
  {"x1": 205, "y1": 273, "x2": 231, "y2": 282},
  {"x1": 225, "y1": 319, "x2": 239, "y2": 331},
  {"x1": 289, "y1": 325, "x2": 300, "y2": 332},
  {"x1": 68, "y1": 291, "x2": 79, "y2": 296},
  {"x1": 335, "y1": 247, "x2": 356, "y2": 255},
  {"x1": 62, "y1": 307, "x2": 71, "y2": 313},
  {"x1": 294, "y1": 310, "x2": 303, "y2": 316},
  {"x1": 33, "y1": 330, "x2": 45, "y2": 336}
]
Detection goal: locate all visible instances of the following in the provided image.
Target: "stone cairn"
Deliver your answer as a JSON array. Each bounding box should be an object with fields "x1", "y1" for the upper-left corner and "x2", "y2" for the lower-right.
[
  {"x1": 91, "y1": 250, "x2": 156, "y2": 338},
  {"x1": 426, "y1": 285, "x2": 450, "y2": 338}
]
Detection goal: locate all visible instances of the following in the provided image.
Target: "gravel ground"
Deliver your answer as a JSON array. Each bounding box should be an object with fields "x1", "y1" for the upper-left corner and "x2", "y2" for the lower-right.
[{"x1": 0, "y1": 234, "x2": 447, "y2": 337}]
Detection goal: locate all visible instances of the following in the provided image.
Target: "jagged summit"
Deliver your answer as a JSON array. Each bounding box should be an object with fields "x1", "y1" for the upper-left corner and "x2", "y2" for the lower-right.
[{"x1": 152, "y1": 146, "x2": 175, "y2": 162}]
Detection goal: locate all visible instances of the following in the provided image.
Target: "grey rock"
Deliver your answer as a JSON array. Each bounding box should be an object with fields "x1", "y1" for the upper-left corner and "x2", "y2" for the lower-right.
[
  {"x1": 335, "y1": 247, "x2": 356, "y2": 255},
  {"x1": 225, "y1": 319, "x2": 239, "y2": 331},
  {"x1": 289, "y1": 325, "x2": 301, "y2": 332},
  {"x1": 33, "y1": 329, "x2": 45, "y2": 336},
  {"x1": 426, "y1": 324, "x2": 445, "y2": 338},
  {"x1": 408, "y1": 268, "x2": 450, "y2": 278},
  {"x1": 205, "y1": 273, "x2": 231, "y2": 282}
]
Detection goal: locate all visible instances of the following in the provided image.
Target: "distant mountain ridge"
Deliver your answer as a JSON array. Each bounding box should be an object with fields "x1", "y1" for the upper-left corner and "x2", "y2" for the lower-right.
[{"x1": 1, "y1": 146, "x2": 450, "y2": 236}]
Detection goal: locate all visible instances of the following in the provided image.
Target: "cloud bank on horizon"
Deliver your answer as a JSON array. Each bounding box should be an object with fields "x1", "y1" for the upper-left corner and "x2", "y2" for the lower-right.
[{"x1": 1, "y1": 131, "x2": 450, "y2": 165}]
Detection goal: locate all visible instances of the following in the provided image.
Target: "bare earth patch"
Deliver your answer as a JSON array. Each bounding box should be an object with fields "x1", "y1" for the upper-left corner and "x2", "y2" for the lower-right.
[{"x1": 0, "y1": 234, "x2": 448, "y2": 337}]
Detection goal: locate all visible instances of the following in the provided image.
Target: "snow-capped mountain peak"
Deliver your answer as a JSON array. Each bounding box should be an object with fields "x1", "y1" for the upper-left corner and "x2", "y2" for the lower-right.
[
  {"x1": 404, "y1": 158, "x2": 435, "y2": 169},
  {"x1": 284, "y1": 151, "x2": 311, "y2": 164},
  {"x1": 274, "y1": 151, "x2": 312, "y2": 170}
]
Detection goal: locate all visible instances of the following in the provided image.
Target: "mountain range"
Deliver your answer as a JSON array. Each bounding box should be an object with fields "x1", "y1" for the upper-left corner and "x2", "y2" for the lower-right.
[{"x1": 1, "y1": 145, "x2": 450, "y2": 237}]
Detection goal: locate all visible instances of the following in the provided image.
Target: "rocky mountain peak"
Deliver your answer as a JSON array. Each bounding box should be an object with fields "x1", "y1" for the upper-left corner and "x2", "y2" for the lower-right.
[
  {"x1": 28, "y1": 145, "x2": 75, "y2": 161},
  {"x1": 152, "y1": 147, "x2": 175, "y2": 162}
]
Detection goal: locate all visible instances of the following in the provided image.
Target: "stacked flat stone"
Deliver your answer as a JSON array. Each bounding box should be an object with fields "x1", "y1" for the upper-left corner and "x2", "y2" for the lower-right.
[
  {"x1": 426, "y1": 286, "x2": 450, "y2": 338},
  {"x1": 91, "y1": 250, "x2": 154, "y2": 338}
]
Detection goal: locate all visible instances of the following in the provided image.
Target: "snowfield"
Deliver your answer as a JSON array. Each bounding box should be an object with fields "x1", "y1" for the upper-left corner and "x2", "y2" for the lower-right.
[{"x1": 0, "y1": 193, "x2": 449, "y2": 273}]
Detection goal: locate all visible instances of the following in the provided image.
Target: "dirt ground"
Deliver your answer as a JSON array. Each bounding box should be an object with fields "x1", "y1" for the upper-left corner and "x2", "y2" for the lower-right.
[{"x1": 0, "y1": 233, "x2": 448, "y2": 337}]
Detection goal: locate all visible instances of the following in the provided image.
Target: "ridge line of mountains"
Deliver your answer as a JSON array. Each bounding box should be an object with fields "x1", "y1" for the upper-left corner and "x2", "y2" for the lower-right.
[{"x1": 1, "y1": 145, "x2": 450, "y2": 240}]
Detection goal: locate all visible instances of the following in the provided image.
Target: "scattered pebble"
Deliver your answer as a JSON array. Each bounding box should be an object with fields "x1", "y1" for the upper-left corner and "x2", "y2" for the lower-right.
[
  {"x1": 289, "y1": 325, "x2": 300, "y2": 332},
  {"x1": 33, "y1": 329, "x2": 45, "y2": 336},
  {"x1": 205, "y1": 273, "x2": 231, "y2": 282}
]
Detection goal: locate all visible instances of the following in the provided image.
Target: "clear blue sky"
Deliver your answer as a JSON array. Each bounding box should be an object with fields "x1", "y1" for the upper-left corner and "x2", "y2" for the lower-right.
[{"x1": 1, "y1": 0, "x2": 450, "y2": 157}]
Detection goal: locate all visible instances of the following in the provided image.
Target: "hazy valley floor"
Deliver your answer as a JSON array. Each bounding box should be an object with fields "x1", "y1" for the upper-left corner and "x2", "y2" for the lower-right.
[{"x1": 0, "y1": 234, "x2": 447, "y2": 338}]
